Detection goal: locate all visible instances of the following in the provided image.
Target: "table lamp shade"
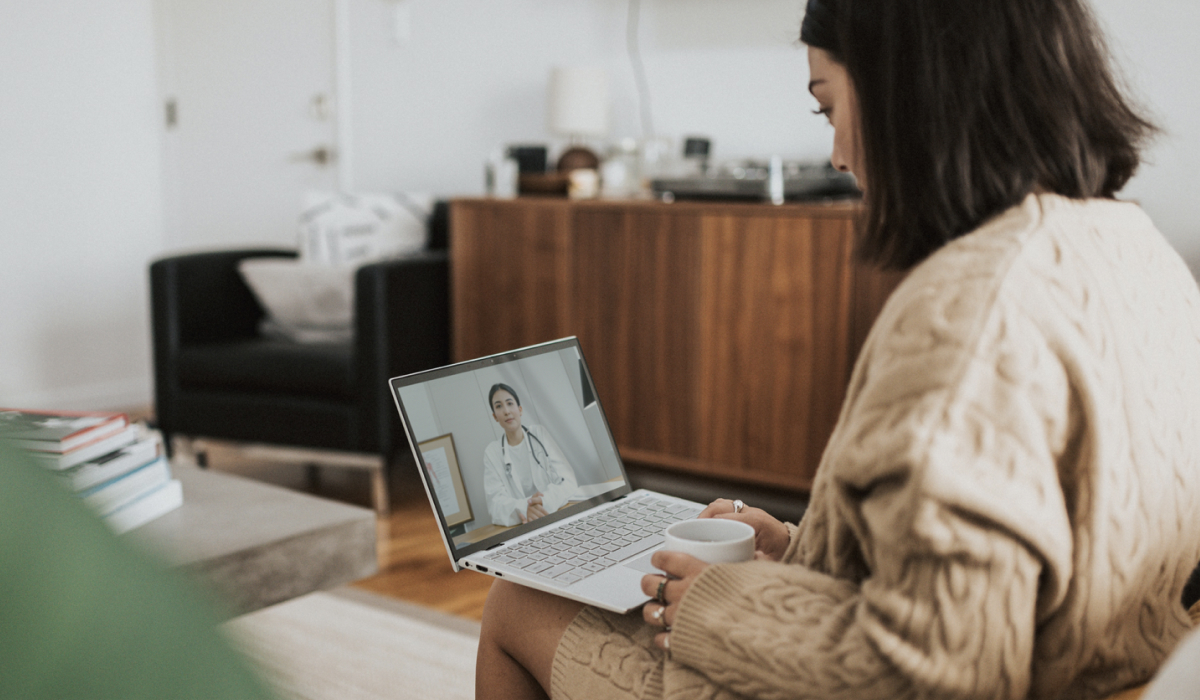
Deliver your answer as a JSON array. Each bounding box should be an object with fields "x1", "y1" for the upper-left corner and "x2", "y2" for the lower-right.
[{"x1": 547, "y1": 66, "x2": 610, "y2": 138}]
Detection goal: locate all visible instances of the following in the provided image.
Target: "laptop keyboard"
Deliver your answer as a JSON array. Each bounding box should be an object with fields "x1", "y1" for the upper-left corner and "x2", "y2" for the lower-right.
[{"x1": 483, "y1": 495, "x2": 704, "y2": 585}]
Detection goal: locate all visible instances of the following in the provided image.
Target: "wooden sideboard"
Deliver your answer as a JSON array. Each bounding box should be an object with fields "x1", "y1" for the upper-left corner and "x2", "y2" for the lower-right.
[{"x1": 450, "y1": 197, "x2": 902, "y2": 493}]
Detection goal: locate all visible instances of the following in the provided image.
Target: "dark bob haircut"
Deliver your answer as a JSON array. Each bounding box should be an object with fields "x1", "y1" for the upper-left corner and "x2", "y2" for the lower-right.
[
  {"x1": 488, "y1": 383, "x2": 521, "y2": 409},
  {"x1": 801, "y1": 0, "x2": 1157, "y2": 270}
]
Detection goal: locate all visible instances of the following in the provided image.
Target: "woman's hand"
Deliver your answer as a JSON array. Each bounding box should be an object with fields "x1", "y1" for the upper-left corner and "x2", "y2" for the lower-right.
[
  {"x1": 640, "y1": 550, "x2": 708, "y2": 651},
  {"x1": 698, "y1": 498, "x2": 790, "y2": 562},
  {"x1": 520, "y1": 493, "x2": 549, "y2": 524}
]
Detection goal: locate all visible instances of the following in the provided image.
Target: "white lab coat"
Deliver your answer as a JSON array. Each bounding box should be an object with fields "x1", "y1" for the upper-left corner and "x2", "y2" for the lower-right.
[{"x1": 482, "y1": 424, "x2": 578, "y2": 526}]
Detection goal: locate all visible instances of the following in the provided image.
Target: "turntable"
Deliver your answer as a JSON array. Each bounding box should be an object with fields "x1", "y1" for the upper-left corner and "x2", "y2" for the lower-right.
[{"x1": 650, "y1": 159, "x2": 860, "y2": 203}]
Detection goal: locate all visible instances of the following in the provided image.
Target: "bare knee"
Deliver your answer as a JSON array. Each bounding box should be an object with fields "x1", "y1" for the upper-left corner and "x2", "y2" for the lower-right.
[
  {"x1": 481, "y1": 580, "x2": 564, "y2": 642},
  {"x1": 478, "y1": 581, "x2": 552, "y2": 700},
  {"x1": 480, "y1": 579, "x2": 524, "y2": 644},
  {"x1": 479, "y1": 579, "x2": 585, "y2": 691}
]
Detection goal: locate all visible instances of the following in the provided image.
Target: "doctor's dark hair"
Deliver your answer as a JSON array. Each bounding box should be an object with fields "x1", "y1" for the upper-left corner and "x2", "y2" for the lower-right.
[
  {"x1": 487, "y1": 383, "x2": 521, "y2": 410},
  {"x1": 800, "y1": 0, "x2": 1157, "y2": 271}
]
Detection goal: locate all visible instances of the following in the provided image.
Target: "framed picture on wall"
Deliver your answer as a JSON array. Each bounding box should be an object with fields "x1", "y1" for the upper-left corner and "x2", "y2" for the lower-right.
[{"x1": 418, "y1": 433, "x2": 473, "y2": 527}]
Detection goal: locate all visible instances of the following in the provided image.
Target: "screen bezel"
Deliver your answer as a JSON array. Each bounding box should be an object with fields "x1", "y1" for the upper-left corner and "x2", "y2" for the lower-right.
[{"x1": 388, "y1": 337, "x2": 633, "y2": 565}]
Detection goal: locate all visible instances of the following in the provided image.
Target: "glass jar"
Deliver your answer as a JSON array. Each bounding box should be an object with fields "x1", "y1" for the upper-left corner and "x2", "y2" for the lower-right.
[{"x1": 600, "y1": 137, "x2": 643, "y2": 198}]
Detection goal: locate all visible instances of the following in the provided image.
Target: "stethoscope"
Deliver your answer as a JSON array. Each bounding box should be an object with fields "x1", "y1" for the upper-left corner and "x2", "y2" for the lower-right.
[{"x1": 501, "y1": 425, "x2": 564, "y2": 486}]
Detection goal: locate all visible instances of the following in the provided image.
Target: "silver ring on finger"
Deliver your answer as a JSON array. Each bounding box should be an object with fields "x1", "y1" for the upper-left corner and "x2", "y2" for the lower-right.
[
  {"x1": 655, "y1": 577, "x2": 668, "y2": 604},
  {"x1": 732, "y1": 498, "x2": 745, "y2": 514}
]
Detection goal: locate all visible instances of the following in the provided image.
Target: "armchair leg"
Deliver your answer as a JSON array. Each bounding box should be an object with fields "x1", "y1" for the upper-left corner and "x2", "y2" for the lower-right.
[
  {"x1": 172, "y1": 441, "x2": 389, "y2": 518},
  {"x1": 169, "y1": 435, "x2": 208, "y2": 468},
  {"x1": 370, "y1": 467, "x2": 390, "y2": 519}
]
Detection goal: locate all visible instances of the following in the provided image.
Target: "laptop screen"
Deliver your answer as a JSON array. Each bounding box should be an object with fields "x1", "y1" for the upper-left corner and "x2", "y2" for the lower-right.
[{"x1": 389, "y1": 337, "x2": 630, "y2": 562}]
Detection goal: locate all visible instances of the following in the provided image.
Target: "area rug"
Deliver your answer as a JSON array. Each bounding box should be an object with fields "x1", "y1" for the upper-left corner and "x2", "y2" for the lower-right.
[{"x1": 222, "y1": 587, "x2": 480, "y2": 700}]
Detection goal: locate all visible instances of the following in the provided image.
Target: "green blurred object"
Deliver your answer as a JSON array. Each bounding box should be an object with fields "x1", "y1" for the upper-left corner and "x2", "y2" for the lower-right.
[{"x1": 0, "y1": 440, "x2": 274, "y2": 699}]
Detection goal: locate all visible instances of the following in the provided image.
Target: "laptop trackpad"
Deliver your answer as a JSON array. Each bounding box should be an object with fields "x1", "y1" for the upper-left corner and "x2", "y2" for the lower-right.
[{"x1": 623, "y1": 549, "x2": 664, "y2": 575}]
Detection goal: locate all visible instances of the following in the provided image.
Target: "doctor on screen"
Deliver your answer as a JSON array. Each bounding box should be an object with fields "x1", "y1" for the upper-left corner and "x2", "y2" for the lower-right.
[{"x1": 482, "y1": 383, "x2": 578, "y2": 526}]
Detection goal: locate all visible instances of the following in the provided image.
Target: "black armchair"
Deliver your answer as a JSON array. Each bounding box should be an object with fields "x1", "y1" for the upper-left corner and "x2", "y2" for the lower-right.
[{"x1": 149, "y1": 205, "x2": 450, "y2": 514}]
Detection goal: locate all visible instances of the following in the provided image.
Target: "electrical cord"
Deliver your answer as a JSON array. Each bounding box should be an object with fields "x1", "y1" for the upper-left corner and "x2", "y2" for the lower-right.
[{"x1": 627, "y1": 0, "x2": 655, "y2": 142}]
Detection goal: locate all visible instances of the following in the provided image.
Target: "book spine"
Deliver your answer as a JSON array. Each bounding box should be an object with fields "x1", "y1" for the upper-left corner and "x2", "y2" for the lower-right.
[
  {"x1": 82, "y1": 458, "x2": 171, "y2": 517},
  {"x1": 26, "y1": 426, "x2": 140, "y2": 470},
  {"x1": 7, "y1": 415, "x2": 128, "y2": 452},
  {"x1": 59, "y1": 434, "x2": 162, "y2": 492},
  {"x1": 104, "y1": 480, "x2": 183, "y2": 535}
]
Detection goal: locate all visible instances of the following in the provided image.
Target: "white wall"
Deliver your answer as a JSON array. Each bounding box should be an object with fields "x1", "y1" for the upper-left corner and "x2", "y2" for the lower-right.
[
  {"x1": 0, "y1": 0, "x2": 164, "y2": 410},
  {"x1": 0, "y1": 0, "x2": 1196, "y2": 412},
  {"x1": 1090, "y1": 0, "x2": 1200, "y2": 276},
  {"x1": 348, "y1": 0, "x2": 1200, "y2": 273},
  {"x1": 347, "y1": 0, "x2": 618, "y2": 195},
  {"x1": 347, "y1": 0, "x2": 822, "y2": 195}
]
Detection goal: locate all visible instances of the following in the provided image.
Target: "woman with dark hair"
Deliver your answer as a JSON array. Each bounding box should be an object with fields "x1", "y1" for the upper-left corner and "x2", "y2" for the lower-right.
[
  {"x1": 475, "y1": 1, "x2": 1200, "y2": 698},
  {"x1": 482, "y1": 383, "x2": 578, "y2": 526}
]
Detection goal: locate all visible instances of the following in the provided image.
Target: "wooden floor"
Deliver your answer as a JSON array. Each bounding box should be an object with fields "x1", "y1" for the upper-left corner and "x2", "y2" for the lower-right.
[
  {"x1": 353, "y1": 487, "x2": 493, "y2": 621},
  {"x1": 198, "y1": 446, "x2": 493, "y2": 621}
]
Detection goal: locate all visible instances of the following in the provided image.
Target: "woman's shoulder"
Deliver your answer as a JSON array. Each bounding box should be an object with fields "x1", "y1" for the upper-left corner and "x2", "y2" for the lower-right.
[
  {"x1": 854, "y1": 196, "x2": 1085, "y2": 388},
  {"x1": 855, "y1": 192, "x2": 1197, "y2": 398},
  {"x1": 869, "y1": 201, "x2": 1039, "y2": 349},
  {"x1": 875, "y1": 194, "x2": 1161, "y2": 341},
  {"x1": 525, "y1": 424, "x2": 564, "y2": 451},
  {"x1": 525, "y1": 424, "x2": 555, "y2": 443},
  {"x1": 902, "y1": 194, "x2": 1057, "y2": 291}
]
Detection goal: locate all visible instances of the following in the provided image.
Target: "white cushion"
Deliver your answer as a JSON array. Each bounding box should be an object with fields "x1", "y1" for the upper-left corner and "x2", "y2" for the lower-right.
[
  {"x1": 238, "y1": 259, "x2": 355, "y2": 343},
  {"x1": 298, "y1": 192, "x2": 432, "y2": 266},
  {"x1": 237, "y1": 191, "x2": 433, "y2": 343}
]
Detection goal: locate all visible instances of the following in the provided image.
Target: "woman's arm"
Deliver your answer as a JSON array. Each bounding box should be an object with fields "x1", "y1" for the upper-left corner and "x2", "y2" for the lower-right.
[
  {"x1": 482, "y1": 447, "x2": 526, "y2": 526},
  {"x1": 668, "y1": 493, "x2": 1045, "y2": 700},
  {"x1": 530, "y1": 426, "x2": 578, "y2": 513}
]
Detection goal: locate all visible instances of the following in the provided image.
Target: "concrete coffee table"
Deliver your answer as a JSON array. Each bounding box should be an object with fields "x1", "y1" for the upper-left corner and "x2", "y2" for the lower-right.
[{"x1": 125, "y1": 463, "x2": 378, "y2": 618}]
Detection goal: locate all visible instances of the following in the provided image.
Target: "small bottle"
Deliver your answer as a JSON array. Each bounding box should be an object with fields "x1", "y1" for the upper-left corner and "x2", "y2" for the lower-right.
[
  {"x1": 768, "y1": 155, "x2": 785, "y2": 205},
  {"x1": 485, "y1": 150, "x2": 519, "y2": 198}
]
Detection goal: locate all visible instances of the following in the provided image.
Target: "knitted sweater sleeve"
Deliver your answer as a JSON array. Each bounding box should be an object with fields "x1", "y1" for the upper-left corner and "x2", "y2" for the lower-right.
[{"x1": 668, "y1": 250, "x2": 1076, "y2": 700}]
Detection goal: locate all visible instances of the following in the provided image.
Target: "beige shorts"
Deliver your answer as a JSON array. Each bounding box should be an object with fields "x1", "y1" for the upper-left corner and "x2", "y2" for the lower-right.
[
  {"x1": 550, "y1": 606, "x2": 665, "y2": 700},
  {"x1": 549, "y1": 606, "x2": 748, "y2": 700}
]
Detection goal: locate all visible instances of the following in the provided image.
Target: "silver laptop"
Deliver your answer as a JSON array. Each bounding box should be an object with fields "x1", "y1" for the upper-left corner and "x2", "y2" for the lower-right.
[{"x1": 389, "y1": 337, "x2": 707, "y2": 613}]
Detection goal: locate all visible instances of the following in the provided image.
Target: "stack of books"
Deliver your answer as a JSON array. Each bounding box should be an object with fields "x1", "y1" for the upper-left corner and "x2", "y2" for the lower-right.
[{"x1": 0, "y1": 408, "x2": 183, "y2": 533}]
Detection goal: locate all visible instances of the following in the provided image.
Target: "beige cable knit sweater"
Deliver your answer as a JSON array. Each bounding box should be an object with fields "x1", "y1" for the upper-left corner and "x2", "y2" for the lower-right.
[{"x1": 550, "y1": 195, "x2": 1200, "y2": 700}]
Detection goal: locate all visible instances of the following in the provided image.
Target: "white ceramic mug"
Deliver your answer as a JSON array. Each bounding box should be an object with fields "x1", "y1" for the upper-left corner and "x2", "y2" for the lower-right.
[{"x1": 662, "y1": 518, "x2": 755, "y2": 564}]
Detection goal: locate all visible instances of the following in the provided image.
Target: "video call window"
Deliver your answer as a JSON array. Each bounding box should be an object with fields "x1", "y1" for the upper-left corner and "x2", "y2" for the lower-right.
[{"x1": 396, "y1": 345, "x2": 625, "y2": 549}]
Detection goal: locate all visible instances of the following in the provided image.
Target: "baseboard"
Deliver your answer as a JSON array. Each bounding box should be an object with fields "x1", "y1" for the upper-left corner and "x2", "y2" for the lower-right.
[{"x1": 4, "y1": 377, "x2": 152, "y2": 413}]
